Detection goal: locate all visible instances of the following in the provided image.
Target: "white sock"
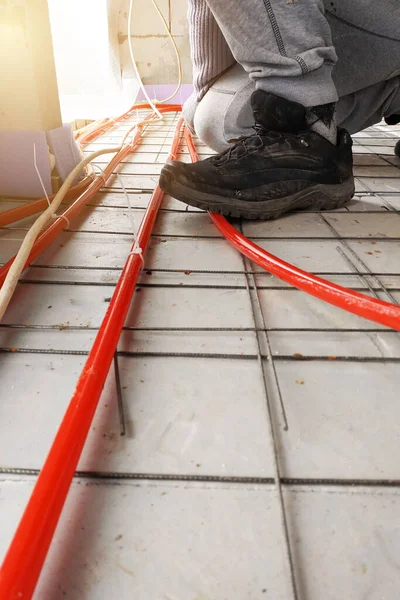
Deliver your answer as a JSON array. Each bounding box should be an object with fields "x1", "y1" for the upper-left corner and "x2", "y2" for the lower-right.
[{"x1": 307, "y1": 103, "x2": 337, "y2": 145}]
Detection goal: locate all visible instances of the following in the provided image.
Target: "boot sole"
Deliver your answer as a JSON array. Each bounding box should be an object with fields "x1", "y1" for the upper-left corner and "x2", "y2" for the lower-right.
[{"x1": 160, "y1": 171, "x2": 355, "y2": 220}]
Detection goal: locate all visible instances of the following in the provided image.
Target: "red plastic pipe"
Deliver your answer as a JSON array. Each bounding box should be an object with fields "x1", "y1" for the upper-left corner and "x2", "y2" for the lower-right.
[
  {"x1": 0, "y1": 108, "x2": 128, "y2": 228},
  {"x1": 77, "y1": 101, "x2": 181, "y2": 144},
  {"x1": 74, "y1": 116, "x2": 107, "y2": 135},
  {"x1": 0, "y1": 102, "x2": 180, "y2": 228},
  {"x1": 75, "y1": 117, "x2": 111, "y2": 144},
  {"x1": 0, "y1": 105, "x2": 181, "y2": 288},
  {"x1": 0, "y1": 142, "x2": 138, "y2": 288},
  {"x1": 0, "y1": 172, "x2": 94, "y2": 228},
  {"x1": 184, "y1": 127, "x2": 400, "y2": 331},
  {"x1": 0, "y1": 116, "x2": 184, "y2": 599}
]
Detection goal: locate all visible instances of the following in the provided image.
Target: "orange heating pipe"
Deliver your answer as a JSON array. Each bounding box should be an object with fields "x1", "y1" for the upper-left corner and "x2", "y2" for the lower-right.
[
  {"x1": 184, "y1": 127, "x2": 400, "y2": 331},
  {"x1": 1, "y1": 102, "x2": 400, "y2": 600},
  {"x1": 77, "y1": 100, "x2": 159, "y2": 145},
  {"x1": 0, "y1": 171, "x2": 94, "y2": 229},
  {"x1": 0, "y1": 101, "x2": 163, "y2": 228},
  {"x1": 74, "y1": 117, "x2": 110, "y2": 141},
  {"x1": 0, "y1": 112, "x2": 184, "y2": 600},
  {"x1": 0, "y1": 105, "x2": 181, "y2": 288}
]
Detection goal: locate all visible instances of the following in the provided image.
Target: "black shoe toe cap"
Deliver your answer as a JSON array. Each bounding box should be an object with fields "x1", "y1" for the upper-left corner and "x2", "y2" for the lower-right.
[{"x1": 159, "y1": 160, "x2": 186, "y2": 192}]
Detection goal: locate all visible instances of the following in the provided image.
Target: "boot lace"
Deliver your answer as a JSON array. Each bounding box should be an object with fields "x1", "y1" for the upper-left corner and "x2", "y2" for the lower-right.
[{"x1": 212, "y1": 126, "x2": 282, "y2": 165}]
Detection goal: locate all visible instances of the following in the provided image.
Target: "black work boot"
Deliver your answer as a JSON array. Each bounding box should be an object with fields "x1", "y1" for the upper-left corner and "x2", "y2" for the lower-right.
[
  {"x1": 159, "y1": 91, "x2": 355, "y2": 220},
  {"x1": 385, "y1": 115, "x2": 400, "y2": 158},
  {"x1": 385, "y1": 115, "x2": 400, "y2": 126}
]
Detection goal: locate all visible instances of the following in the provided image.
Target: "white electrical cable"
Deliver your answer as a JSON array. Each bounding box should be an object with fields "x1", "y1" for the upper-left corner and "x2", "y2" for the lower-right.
[
  {"x1": 149, "y1": 0, "x2": 182, "y2": 103},
  {"x1": 127, "y1": 0, "x2": 183, "y2": 113},
  {"x1": 0, "y1": 145, "x2": 123, "y2": 321},
  {"x1": 120, "y1": 114, "x2": 159, "y2": 146},
  {"x1": 0, "y1": 115, "x2": 160, "y2": 321},
  {"x1": 0, "y1": 0, "x2": 183, "y2": 321},
  {"x1": 91, "y1": 162, "x2": 142, "y2": 257},
  {"x1": 33, "y1": 148, "x2": 71, "y2": 227},
  {"x1": 33, "y1": 144, "x2": 51, "y2": 208},
  {"x1": 128, "y1": 0, "x2": 162, "y2": 118}
]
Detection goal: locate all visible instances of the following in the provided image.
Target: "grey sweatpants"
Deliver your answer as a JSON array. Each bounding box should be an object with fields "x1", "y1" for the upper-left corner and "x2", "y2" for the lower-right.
[{"x1": 193, "y1": 0, "x2": 400, "y2": 152}]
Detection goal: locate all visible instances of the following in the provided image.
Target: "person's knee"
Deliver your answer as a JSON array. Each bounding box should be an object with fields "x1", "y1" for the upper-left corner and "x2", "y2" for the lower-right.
[{"x1": 194, "y1": 92, "x2": 231, "y2": 153}]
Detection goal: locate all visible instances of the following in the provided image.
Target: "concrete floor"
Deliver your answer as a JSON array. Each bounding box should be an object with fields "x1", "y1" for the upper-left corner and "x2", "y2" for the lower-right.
[{"x1": 1, "y1": 113, "x2": 400, "y2": 599}]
